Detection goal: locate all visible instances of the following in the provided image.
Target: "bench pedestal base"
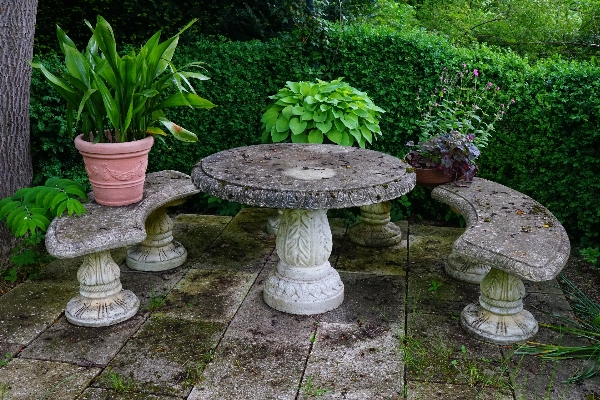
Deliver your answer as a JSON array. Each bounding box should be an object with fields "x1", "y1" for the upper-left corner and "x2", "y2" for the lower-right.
[
  {"x1": 126, "y1": 199, "x2": 188, "y2": 272},
  {"x1": 264, "y1": 209, "x2": 344, "y2": 315},
  {"x1": 461, "y1": 268, "x2": 538, "y2": 344},
  {"x1": 266, "y1": 209, "x2": 283, "y2": 235},
  {"x1": 348, "y1": 202, "x2": 402, "y2": 247},
  {"x1": 445, "y1": 251, "x2": 491, "y2": 284},
  {"x1": 67, "y1": 251, "x2": 140, "y2": 327}
]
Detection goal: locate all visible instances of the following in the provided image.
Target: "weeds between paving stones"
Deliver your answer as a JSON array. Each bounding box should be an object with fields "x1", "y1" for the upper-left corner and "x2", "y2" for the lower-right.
[
  {"x1": 0, "y1": 384, "x2": 9, "y2": 400},
  {"x1": 0, "y1": 353, "x2": 11, "y2": 367},
  {"x1": 148, "y1": 287, "x2": 166, "y2": 311},
  {"x1": 182, "y1": 349, "x2": 215, "y2": 387},
  {"x1": 302, "y1": 375, "x2": 333, "y2": 397},
  {"x1": 107, "y1": 371, "x2": 136, "y2": 393}
]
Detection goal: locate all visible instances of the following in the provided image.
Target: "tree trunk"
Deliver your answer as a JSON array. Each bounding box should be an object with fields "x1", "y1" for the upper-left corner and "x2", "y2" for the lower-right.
[{"x1": 0, "y1": 0, "x2": 38, "y2": 267}]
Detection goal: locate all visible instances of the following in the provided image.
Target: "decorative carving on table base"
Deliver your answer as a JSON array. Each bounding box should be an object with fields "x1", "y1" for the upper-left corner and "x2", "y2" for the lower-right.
[
  {"x1": 264, "y1": 209, "x2": 344, "y2": 314},
  {"x1": 126, "y1": 198, "x2": 187, "y2": 271},
  {"x1": 266, "y1": 209, "x2": 283, "y2": 235},
  {"x1": 445, "y1": 251, "x2": 491, "y2": 284},
  {"x1": 66, "y1": 250, "x2": 139, "y2": 327},
  {"x1": 461, "y1": 268, "x2": 538, "y2": 344},
  {"x1": 348, "y1": 201, "x2": 401, "y2": 247}
]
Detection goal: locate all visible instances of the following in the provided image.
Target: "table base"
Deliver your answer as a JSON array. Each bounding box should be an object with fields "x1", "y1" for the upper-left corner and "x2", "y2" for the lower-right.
[
  {"x1": 263, "y1": 209, "x2": 344, "y2": 315},
  {"x1": 264, "y1": 263, "x2": 344, "y2": 314}
]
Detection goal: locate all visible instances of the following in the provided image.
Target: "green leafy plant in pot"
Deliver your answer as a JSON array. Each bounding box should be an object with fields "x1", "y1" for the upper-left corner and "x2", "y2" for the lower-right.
[
  {"x1": 406, "y1": 65, "x2": 512, "y2": 187},
  {"x1": 31, "y1": 16, "x2": 216, "y2": 206}
]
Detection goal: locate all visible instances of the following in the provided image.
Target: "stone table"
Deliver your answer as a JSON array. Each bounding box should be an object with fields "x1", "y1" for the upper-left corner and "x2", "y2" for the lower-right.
[{"x1": 192, "y1": 143, "x2": 415, "y2": 315}]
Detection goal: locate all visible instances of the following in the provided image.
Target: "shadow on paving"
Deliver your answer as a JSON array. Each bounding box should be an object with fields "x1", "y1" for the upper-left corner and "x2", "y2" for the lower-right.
[{"x1": 0, "y1": 208, "x2": 597, "y2": 399}]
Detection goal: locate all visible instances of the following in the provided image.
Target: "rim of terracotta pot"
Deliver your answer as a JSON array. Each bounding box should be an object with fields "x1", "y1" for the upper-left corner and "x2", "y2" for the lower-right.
[{"x1": 74, "y1": 134, "x2": 154, "y2": 155}]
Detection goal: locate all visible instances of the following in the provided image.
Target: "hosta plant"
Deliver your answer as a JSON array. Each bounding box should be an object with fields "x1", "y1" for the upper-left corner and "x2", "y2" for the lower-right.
[
  {"x1": 261, "y1": 78, "x2": 385, "y2": 147},
  {"x1": 31, "y1": 15, "x2": 216, "y2": 143}
]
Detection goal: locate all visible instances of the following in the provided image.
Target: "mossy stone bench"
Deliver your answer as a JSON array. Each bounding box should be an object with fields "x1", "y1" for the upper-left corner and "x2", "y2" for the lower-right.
[
  {"x1": 431, "y1": 178, "x2": 570, "y2": 344},
  {"x1": 45, "y1": 170, "x2": 199, "y2": 327}
]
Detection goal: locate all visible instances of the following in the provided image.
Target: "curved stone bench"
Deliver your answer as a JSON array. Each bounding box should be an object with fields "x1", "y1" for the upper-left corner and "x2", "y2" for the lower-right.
[
  {"x1": 45, "y1": 170, "x2": 200, "y2": 327},
  {"x1": 431, "y1": 178, "x2": 570, "y2": 344}
]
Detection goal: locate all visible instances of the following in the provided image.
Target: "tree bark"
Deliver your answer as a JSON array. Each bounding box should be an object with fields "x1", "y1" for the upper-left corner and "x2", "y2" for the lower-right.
[{"x1": 0, "y1": 0, "x2": 38, "y2": 267}]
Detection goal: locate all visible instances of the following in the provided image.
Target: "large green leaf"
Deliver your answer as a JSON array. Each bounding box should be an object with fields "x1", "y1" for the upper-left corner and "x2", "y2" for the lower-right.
[
  {"x1": 341, "y1": 112, "x2": 359, "y2": 129},
  {"x1": 327, "y1": 127, "x2": 342, "y2": 144},
  {"x1": 316, "y1": 120, "x2": 332, "y2": 134},
  {"x1": 276, "y1": 115, "x2": 289, "y2": 133},
  {"x1": 261, "y1": 106, "x2": 281, "y2": 132},
  {"x1": 92, "y1": 72, "x2": 121, "y2": 133},
  {"x1": 93, "y1": 16, "x2": 121, "y2": 83},
  {"x1": 360, "y1": 125, "x2": 373, "y2": 144},
  {"x1": 313, "y1": 109, "x2": 327, "y2": 123},
  {"x1": 158, "y1": 119, "x2": 198, "y2": 142},
  {"x1": 308, "y1": 129, "x2": 324, "y2": 144},
  {"x1": 154, "y1": 92, "x2": 216, "y2": 110},
  {"x1": 64, "y1": 45, "x2": 91, "y2": 87},
  {"x1": 281, "y1": 105, "x2": 294, "y2": 120},
  {"x1": 289, "y1": 117, "x2": 307, "y2": 135}
]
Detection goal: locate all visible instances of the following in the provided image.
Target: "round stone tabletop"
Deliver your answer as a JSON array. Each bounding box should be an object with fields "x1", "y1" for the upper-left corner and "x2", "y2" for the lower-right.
[{"x1": 192, "y1": 143, "x2": 415, "y2": 209}]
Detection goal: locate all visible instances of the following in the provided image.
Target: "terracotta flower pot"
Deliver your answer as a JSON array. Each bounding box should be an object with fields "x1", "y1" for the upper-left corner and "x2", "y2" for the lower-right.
[
  {"x1": 414, "y1": 167, "x2": 454, "y2": 188},
  {"x1": 75, "y1": 134, "x2": 154, "y2": 206}
]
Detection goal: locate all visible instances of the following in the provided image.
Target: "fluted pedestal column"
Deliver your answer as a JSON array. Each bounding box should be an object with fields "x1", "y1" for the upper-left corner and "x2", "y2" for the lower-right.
[
  {"x1": 66, "y1": 250, "x2": 139, "y2": 327},
  {"x1": 445, "y1": 251, "x2": 491, "y2": 284},
  {"x1": 126, "y1": 198, "x2": 187, "y2": 271},
  {"x1": 461, "y1": 268, "x2": 538, "y2": 344},
  {"x1": 348, "y1": 201, "x2": 401, "y2": 247},
  {"x1": 264, "y1": 209, "x2": 344, "y2": 315}
]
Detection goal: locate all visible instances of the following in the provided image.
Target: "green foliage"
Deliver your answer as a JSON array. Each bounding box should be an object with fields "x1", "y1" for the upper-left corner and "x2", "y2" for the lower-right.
[
  {"x1": 0, "y1": 177, "x2": 87, "y2": 238},
  {"x1": 29, "y1": 24, "x2": 600, "y2": 247},
  {"x1": 32, "y1": 16, "x2": 216, "y2": 143},
  {"x1": 580, "y1": 247, "x2": 600, "y2": 268},
  {"x1": 416, "y1": 66, "x2": 511, "y2": 148},
  {"x1": 261, "y1": 78, "x2": 385, "y2": 147},
  {"x1": 0, "y1": 178, "x2": 87, "y2": 283},
  {"x1": 515, "y1": 275, "x2": 600, "y2": 382},
  {"x1": 204, "y1": 194, "x2": 244, "y2": 217},
  {"x1": 409, "y1": 0, "x2": 599, "y2": 59}
]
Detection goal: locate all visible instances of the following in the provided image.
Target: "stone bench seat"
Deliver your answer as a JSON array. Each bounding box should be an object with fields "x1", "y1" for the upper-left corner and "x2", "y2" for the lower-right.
[
  {"x1": 45, "y1": 170, "x2": 200, "y2": 327},
  {"x1": 431, "y1": 177, "x2": 570, "y2": 344}
]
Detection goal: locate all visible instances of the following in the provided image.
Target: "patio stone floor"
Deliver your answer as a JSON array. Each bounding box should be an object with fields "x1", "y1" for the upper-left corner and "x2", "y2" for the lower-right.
[{"x1": 0, "y1": 208, "x2": 598, "y2": 399}]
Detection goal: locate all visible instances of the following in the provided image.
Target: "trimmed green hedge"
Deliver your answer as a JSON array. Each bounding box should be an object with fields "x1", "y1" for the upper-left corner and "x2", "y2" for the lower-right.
[{"x1": 29, "y1": 25, "x2": 600, "y2": 247}]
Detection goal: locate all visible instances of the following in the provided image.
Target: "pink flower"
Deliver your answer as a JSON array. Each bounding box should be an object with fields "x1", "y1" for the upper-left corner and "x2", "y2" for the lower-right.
[
  {"x1": 496, "y1": 87, "x2": 500, "y2": 91},
  {"x1": 462, "y1": 63, "x2": 467, "y2": 68},
  {"x1": 511, "y1": 98, "x2": 515, "y2": 103},
  {"x1": 473, "y1": 69, "x2": 479, "y2": 77}
]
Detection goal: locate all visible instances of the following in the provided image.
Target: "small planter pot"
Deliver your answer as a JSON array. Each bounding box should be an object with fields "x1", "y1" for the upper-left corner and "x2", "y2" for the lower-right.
[
  {"x1": 414, "y1": 167, "x2": 454, "y2": 188},
  {"x1": 75, "y1": 134, "x2": 154, "y2": 206}
]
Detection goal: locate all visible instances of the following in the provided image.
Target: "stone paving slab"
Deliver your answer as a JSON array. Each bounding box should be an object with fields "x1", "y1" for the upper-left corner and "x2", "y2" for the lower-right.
[
  {"x1": 0, "y1": 358, "x2": 100, "y2": 399},
  {"x1": 119, "y1": 266, "x2": 188, "y2": 311},
  {"x1": 405, "y1": 381, "x2": 512, "y2": 400},
  {"x1": 79, "y1": 387, "x2": 179, "y2": 399},
  {"x1": 193, "y1": 208, "x2": 276, "y2": 273},
  {"x1": 157, "y1": 268, "x2": 256, "y2": 323},
  {"x1": 319, "y1": 272, "x2": 405, "y2": 326},
  {"x1": 19, "y1": 313, "x2": 147, "y2": 366},
  {"x1": 298, "y1": 321, "x2": 403, "y2": 399},
  {"x1": 336, "y1": 221, "x2": 407, "y2": 276},
  {"x1": 0, "y1": 280, "x2": 78, "y2": 345},
  {"x1": 408, "y1": 225, "x2": 464, "y2": 273},
  {"x1": 92, "y1": 313, "x2": 224, "y2": 397},
  {"x1": 221, "y1": 262, "x2": 317, "y2": 346},
  {"x1": 172, "y1": 214, "x2": 232, "y2": 262},
  {"x1": 188, "y1": 338, "x2": 309, "y2": 399}
]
